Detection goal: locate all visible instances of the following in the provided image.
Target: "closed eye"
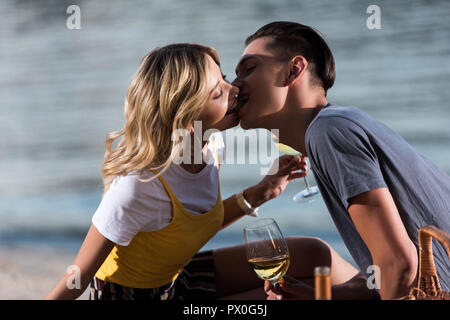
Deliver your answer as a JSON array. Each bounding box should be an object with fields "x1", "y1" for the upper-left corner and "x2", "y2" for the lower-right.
[
  {"x1": 214, "y1": 90, "x2": 223, "y2": 100},
  {"x1": 246, "y1": 65, "x2": 256, "y2": 73}
]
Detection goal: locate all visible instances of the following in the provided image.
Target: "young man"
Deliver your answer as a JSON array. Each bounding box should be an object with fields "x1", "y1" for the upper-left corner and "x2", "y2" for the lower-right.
[{"x1": 233, "y1": 21, "x2": 450, "y2": 299}]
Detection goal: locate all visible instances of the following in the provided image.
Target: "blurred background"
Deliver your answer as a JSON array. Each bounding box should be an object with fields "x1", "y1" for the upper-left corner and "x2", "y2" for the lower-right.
[{"x1": 0, "y1": 0, "x2": 449, "y2": 298}]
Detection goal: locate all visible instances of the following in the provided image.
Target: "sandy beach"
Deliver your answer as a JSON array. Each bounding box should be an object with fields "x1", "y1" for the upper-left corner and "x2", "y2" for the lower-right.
[{"x1": 0, "y1": 245, "x2": 90, "y2": 300}]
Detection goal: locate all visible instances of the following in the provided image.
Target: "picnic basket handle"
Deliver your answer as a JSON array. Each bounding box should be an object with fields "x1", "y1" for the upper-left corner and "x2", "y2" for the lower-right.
[{"x1": 416, "y1": 225, "x2": 450, "y2": 295}]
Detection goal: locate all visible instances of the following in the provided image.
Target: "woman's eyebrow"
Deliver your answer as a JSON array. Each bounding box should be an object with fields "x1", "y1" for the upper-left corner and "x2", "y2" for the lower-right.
[{"x1": 210, "y1": 80, "x2": 220, "y2": 95}]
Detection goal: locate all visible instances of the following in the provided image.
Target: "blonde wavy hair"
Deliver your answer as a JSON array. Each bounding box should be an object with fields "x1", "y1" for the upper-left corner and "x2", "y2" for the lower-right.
[{"x1": 102, "y1": 43, "x2": 221, "y2": 193}]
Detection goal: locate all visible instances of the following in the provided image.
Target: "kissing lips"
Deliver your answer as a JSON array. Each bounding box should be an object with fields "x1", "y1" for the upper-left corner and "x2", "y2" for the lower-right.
[{"x1": 225, "y1": 96, "x2": 249, "y2": 115}]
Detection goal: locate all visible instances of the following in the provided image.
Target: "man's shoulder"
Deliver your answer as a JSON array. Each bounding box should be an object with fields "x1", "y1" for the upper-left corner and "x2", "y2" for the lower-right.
[
  {"x1": 315, "y1": 105, "x2": 369, "y2": 125},
  {"x1": 307, "y1": 105, "x2": 369, "y2": 137}
]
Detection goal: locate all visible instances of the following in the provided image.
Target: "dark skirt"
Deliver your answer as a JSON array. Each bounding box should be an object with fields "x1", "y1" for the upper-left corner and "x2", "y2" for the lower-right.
[{"x1": 89, "y1": 250, "x2": 216, "y2": 300}]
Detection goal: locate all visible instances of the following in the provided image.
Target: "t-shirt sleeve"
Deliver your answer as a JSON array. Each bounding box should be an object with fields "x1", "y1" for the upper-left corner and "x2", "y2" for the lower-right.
[
  {"x1": 92, "y1": 174, "x2": 161, "y2": 246},
  {"x1": 307, "y1": 116, "x2": 387, "y2": 209}
]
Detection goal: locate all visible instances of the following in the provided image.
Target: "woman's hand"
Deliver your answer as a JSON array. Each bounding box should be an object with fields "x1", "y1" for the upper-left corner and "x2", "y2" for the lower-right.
[
  {"x1": 221, "y1": 155, "x2": 308, "y2": 228},
  {"x1": 244, "y1": 155, "x2": 308, "y2": 207},
  {"x1": 265, "y1": 275, "x2": 315, "y2": 300}
]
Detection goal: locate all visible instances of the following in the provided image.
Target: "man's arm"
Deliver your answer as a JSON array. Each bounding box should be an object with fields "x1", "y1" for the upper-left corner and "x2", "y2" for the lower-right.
[{"x1": 348, "y1": 187, "x2": 418, "y2": 299}]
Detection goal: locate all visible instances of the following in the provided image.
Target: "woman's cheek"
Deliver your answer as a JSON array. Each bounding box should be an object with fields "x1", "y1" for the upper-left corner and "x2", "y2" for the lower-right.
[
  {"x1": 201, "y1": 101, "x2": 225, "y2": 125},
  {"x1": 214, "y1": 99, "x2": 228, "y2": 119}
]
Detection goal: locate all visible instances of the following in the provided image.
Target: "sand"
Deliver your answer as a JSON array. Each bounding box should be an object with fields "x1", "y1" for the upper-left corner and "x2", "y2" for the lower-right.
[{"x1": 0, "y1": 245, "x2": 90, "y2": 300}]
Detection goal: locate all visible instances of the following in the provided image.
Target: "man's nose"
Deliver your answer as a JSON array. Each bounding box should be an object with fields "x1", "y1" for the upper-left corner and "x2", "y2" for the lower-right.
[
  {"x1": 230, "y1": 83, "x2": 239, "y2": 97},
  {"x1": 231, "y1": 77, "x2": 242, "y2": 88}
]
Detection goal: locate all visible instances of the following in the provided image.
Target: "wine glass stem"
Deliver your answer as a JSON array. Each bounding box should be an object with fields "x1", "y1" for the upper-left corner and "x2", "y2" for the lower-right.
[{"x1": 304, "y1": 176, "x2": 311, "y2": 190}]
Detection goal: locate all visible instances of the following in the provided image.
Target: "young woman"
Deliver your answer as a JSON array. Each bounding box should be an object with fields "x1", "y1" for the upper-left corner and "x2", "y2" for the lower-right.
[{"x1": 44, "y1": 43, "x2": 362, "y2": 300}]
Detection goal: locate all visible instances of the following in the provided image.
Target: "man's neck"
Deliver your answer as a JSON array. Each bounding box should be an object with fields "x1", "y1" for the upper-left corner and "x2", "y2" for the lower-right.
[
  {"x1": 271, "y1": 91, "x2": 328, "y2": 156},
  {"x1": 179, "y1": 136, "x2": 209, "y2": 174}
]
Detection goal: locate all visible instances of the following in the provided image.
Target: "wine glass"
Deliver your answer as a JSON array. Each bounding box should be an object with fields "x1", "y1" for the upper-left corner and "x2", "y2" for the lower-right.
[
  {"x1": 244, "y1": 218, "x2": 290, "y2": 288},
  {"x1": 272, "y1": 135, "x2": 320, "y2": 203}
]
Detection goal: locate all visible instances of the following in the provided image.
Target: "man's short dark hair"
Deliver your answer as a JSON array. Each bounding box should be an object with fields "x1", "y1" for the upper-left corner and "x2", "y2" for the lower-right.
[{"x1": 246, "y1": 21, "x2": 335, "y2": 93}]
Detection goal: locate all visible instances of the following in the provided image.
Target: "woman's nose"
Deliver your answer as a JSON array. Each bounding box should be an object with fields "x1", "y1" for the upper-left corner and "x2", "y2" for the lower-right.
[{"x1": 230, "y1": 83, "x2": 239, "y2": 97}]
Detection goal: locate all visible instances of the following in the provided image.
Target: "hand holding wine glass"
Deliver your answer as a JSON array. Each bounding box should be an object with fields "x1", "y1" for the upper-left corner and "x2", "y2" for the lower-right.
[
  {"x1": 243, "y1": 154, "x2": 307, "y2": 208},
  {"x1": 244, "y1": 218, "x2": 290, "y2": 289}
]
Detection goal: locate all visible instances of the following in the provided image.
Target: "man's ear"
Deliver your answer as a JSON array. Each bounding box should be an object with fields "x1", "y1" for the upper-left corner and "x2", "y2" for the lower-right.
[{"x1": 286, "y1": 56, "x2": 308, "y2": 86}]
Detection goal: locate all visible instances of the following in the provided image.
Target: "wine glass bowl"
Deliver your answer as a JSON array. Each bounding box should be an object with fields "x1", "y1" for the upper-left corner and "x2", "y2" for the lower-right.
[
  {"x1": 244, "y1": 218, "x2": 290, "y2": 286},
  {"x1": 292, "y1": 183, "x2": 320, "y2": 203},
  {"x1": 271, "y1": 135, "x2": 320, "y2": 203}
]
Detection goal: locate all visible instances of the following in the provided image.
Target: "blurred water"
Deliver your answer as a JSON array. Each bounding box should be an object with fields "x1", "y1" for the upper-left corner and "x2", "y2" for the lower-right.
[{"x1": 0, "y1": 0, "x2": 449, "y2": 265}]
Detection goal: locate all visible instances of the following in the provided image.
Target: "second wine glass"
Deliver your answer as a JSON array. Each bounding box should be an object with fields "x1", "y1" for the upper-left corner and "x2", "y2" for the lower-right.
[{"x1": 244, "y1": 218, "x2": 290, "y2": 288}]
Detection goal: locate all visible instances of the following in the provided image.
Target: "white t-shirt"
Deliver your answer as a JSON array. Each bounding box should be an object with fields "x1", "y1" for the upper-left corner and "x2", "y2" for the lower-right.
[{"x1": 92, "y1": 132, "x2": 225, "y2": 246}]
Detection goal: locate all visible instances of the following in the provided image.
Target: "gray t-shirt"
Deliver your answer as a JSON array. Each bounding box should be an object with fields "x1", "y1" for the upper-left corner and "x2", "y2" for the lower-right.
[{"x1": 306, "y1": 104, "x2": 450, "y2": 291}]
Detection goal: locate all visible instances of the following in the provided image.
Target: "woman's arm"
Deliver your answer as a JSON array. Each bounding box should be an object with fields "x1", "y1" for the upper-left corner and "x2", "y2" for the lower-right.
[
  {"x1": 43, "y1": 224, "x2": 115, "y2": 300},
  {"x1": 221, "y1": 155, "x2": 306, "y2": 228}
]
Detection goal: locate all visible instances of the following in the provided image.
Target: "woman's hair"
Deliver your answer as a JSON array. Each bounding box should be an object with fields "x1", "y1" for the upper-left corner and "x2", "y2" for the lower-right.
[
  {"x1": 101, "y1": 43, "x2": 220, "y2": 194},
  {"x1": 246, "y1": 21, "x2": 335, "y2": 94}
]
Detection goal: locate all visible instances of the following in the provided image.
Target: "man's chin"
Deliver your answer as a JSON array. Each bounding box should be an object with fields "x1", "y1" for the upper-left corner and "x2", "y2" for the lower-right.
[{"x1": 239, "y1": 117, "x2": 256, "y2": 130}]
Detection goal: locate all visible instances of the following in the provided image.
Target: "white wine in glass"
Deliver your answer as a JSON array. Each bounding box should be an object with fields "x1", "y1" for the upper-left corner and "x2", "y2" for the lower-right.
[
  {"x1": 272, "y1": 135, "x2": 320, "y2": 203},
  {"x1": 244, "y1": 218, "x2": 290, "y2": 287}
]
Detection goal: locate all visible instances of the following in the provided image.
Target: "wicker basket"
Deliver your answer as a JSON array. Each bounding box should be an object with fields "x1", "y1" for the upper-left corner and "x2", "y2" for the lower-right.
[{"x1": 401, "y1": 225, "x2": 450, "y2": 300}]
